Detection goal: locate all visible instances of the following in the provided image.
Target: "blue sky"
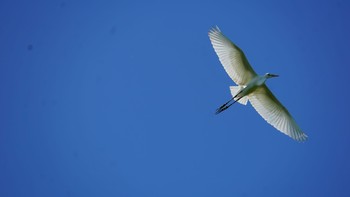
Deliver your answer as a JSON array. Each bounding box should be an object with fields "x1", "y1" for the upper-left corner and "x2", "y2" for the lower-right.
[{"x1": 1, "y1": 0, "x2": 350, "y2": 196}]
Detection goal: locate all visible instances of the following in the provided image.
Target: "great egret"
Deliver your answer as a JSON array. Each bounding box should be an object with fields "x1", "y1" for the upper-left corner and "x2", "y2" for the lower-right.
[{"x1": 209, "y1": 26, "x2": 307, "y2": 141}]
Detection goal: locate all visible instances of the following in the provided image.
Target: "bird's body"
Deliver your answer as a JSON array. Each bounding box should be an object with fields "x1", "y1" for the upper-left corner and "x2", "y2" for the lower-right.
[
  {"x1": 209, "y1": 26, "x2": 307, "y2": 141},
  {"x1": 237, "y1": 75, "x2": 268, "y2": 98}
]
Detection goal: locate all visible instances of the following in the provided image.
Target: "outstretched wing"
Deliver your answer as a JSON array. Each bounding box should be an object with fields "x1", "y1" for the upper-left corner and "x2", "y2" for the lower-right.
[
  {"x1": 248, "y1": 85, "x2": 307, "y2": 141},
  {"x1": 209, "y1": 26, "x2": 257, "y2": 85}
]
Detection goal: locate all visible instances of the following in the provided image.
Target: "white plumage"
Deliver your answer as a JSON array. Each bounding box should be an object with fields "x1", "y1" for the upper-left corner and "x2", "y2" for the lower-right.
[{"x1": 209, "y1": 26, "x2": 307, "y2": 141}]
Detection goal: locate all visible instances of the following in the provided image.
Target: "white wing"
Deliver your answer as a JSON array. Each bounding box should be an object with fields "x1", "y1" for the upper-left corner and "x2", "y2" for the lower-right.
[
  {"x1": 209, "y1": 26, "x2": 257, "y2": 85},
  {"x1": 248, "y1": 85, "x2": 307, "y2": 141}
]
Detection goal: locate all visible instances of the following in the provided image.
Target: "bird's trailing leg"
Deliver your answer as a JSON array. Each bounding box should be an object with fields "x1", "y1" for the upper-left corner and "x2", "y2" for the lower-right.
[{"x1": 215, "y1": 96, "x2": 242, "y2": 114}]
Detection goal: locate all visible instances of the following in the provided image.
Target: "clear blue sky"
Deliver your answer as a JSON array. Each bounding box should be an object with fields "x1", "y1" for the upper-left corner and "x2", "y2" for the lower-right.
[{"x1": 1, "y1": 0, "x2": 350, "y2": 196}]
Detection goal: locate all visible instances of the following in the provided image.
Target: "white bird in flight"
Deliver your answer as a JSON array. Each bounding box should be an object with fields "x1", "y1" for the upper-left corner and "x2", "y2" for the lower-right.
[{"x1": 209, "y1": 26, "x2": 307, "y2": 141}]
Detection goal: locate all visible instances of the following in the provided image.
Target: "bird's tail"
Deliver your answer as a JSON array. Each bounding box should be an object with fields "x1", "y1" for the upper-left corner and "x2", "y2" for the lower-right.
[{"x1": 230, "y1": 86, "x2": 248, "y2": 105}]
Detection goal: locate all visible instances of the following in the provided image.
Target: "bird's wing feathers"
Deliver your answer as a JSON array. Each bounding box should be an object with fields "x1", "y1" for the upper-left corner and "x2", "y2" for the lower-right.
[
  {"x1": 248, "y1": 85, "x2": 307, "y2": 141},
  {"x1": 209, "y1": 26, "x2": 257, "y2": 85}
]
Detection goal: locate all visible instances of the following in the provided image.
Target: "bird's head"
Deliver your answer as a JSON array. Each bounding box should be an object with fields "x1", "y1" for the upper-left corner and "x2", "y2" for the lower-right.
[{"x1": 265, "y1": 73, "x2": 279, "y2": 79}]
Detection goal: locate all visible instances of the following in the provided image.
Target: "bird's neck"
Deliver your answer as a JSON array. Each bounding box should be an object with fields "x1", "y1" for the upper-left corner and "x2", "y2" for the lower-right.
[{"x1": 255, "y1": 75, "x2": 267, "y2": 86}]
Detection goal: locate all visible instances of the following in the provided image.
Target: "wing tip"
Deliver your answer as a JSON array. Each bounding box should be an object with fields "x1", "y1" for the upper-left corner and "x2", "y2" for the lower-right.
[
  {"x1": 295, "y1": 133, "x2": 308, "y2": 142},
  {"x1": 208, "y1": 25, "x2": 221, "y2": 36},
  {"x1": 286, "y1": 128, "x2": 307, "y2": 142}
]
